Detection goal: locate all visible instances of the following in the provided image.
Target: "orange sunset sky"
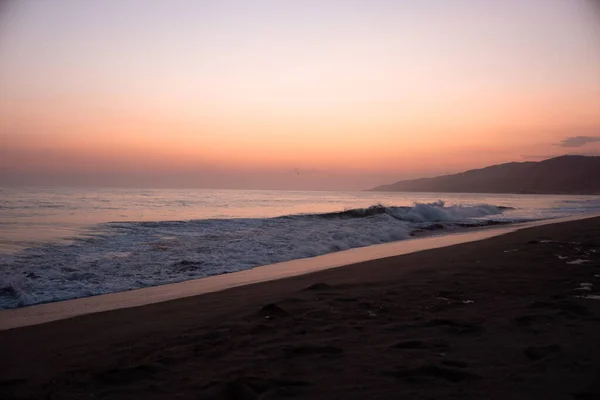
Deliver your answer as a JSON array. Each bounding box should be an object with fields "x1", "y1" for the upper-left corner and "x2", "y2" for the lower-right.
[{"x1": 1, "y1": 0, "x2": 600, "y2": 190}]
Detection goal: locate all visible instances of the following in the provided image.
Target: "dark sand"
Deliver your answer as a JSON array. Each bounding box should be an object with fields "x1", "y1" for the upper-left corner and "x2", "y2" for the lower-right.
[{"x1": 2, "y1": 217, "x2": 600, "y2": 399}]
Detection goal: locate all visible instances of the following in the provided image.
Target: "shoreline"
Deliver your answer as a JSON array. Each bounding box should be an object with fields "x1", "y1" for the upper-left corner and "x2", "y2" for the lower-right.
[
  {"x1": 1, "y1": 214, "x2": 599, "y2": 399},
  {"x1": 1, "y1": 213, "x2": 599, "y2": 330}
]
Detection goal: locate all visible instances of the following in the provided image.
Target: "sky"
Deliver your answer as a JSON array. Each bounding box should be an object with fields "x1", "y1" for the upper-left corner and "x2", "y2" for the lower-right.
[{"x1": 1, "y1": 0, "x2": 599, "y2": 190}]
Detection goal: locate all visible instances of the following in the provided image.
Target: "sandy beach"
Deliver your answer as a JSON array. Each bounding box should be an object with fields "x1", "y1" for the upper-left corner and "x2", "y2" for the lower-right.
[
  {"x1": 2, "y1": 216, "x2": 600, "y2": 399},
  {"x1": 3, "y1": 1, "x2": 599, "y2": 398}
]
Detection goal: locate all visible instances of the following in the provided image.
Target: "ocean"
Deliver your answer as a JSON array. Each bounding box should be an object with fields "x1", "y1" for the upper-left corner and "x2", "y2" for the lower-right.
[{"x1": 1, "y1": 187, "x2": 600, "y2": 309}]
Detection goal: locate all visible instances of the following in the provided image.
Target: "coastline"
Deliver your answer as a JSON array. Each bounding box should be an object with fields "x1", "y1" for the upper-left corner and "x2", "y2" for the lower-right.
[
  {"x1": 1, "y1": 213, "x2": 599, "y2": 330},
  {"x1": 1, "y1": 215, "x2": 599, "y2": 399}
]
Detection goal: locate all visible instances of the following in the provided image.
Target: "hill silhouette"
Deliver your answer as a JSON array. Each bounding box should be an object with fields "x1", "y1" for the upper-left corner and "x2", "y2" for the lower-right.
[{"x1": 371, "y1": 155, "x2": 600, "y2": 194}]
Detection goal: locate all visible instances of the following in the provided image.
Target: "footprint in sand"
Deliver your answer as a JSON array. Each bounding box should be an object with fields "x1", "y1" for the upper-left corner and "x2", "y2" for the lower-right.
[
  {"x1": 259, "y1": 303, "x2": 290, "y2": 319},
  {"x1": 303, "y1": 282, "x2": 333, "y2": 291}
]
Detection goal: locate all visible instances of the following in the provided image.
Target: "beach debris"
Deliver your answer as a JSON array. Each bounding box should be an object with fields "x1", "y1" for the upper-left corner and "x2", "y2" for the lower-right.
[
  {"x1": 556, "y1": 255, "x2": 568, "y2": 260},
  {"x1": 435, "y1": 296, "x2": 474, "y2": 305},
  {"x1": 576, "y1": 294, "x2": 600, "y2": 300},
  {"x1": 567, "y1": 259, "x2": 590, "y2": 265},
  {"x1": 575, "y1": 283, "x2": 593, "y2": 292}
]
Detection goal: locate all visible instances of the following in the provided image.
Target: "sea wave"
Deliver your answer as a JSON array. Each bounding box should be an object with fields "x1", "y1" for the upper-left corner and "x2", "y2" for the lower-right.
[
  {"x1": 315, "y1": 201, "x2": 512, "y2": 221},
  {"x1": 0, "y1": 201, "x2": 516, "y2": 309}
]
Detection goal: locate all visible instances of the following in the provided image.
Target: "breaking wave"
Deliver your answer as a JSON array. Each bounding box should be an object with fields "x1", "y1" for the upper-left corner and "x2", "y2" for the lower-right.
[
  {"x1": 0, "y1": 201, "x2": 515, "y2": 309},
  {"x1": 315, "y1": 201, "x2": 513, "y2": 221}
]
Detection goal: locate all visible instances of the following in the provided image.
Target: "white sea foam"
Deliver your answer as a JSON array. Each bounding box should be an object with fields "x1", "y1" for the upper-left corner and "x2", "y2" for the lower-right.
[{"x1": 0, "y1": 201, "x2": 512, "y2": 309}]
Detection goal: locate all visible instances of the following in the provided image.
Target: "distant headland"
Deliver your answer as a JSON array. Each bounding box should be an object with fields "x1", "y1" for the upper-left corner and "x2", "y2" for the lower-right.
[{"x1": 371, "y1": 155, "x2": 600, "y2": 195}]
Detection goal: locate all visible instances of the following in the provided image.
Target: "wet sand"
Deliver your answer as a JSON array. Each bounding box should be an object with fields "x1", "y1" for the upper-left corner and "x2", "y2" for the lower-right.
[{"x1": 2, "y1": 217, "x2": 600, "y2": 399}]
